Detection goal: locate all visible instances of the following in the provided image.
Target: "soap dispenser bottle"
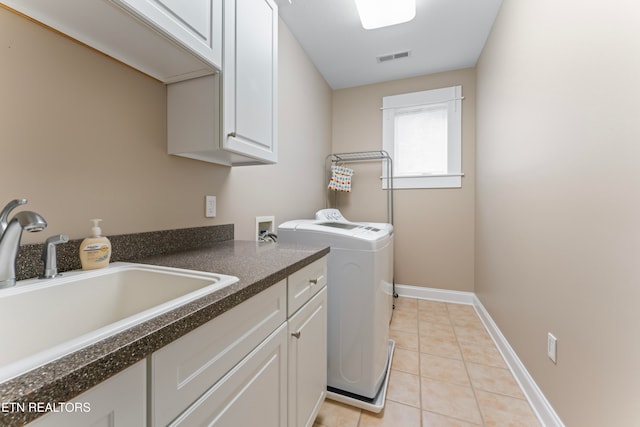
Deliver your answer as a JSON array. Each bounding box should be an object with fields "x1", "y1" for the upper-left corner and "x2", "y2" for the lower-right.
[{"x1": 79, "y1": 219, "x2": 111, "y2": 270}]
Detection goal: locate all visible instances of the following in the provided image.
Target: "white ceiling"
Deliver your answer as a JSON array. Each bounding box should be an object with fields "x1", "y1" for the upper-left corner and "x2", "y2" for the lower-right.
[{"x1": 275, "y1": 0, "x2": 503, "y2": 89}]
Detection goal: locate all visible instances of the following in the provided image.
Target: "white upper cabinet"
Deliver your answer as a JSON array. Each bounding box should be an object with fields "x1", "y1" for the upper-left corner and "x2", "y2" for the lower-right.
[
  {"x1": 3, "y1": 0, "x2": 277, "y2": 165},
  {"x1": 222, "y1": 0, "x2": 278, "y2": 164},
  {"x1": 113, "y1": 0, "x2": 222, "y2": 70},
  {"x1": 0, "y1": 0, "x2": 221, "y2": 82},
  {"x1": 167, "y1": 0, "x2": 279, "y2": 166}
]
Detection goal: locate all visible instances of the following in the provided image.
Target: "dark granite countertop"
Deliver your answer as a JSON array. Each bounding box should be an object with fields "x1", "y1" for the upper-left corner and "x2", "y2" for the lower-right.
[{"x1": 0, "y1": 240, "x2": 329, "y2": 426}]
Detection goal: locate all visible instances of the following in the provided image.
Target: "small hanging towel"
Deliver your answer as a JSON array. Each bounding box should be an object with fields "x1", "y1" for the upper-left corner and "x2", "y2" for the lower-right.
[{"x1": 328, "y1": 165, "x2": 354, "y2": 192}]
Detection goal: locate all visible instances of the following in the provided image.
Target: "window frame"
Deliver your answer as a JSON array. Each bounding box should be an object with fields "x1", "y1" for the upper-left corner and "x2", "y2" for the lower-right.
[{"x1": 382, "y1": 85, "x2": 463, "y2": 189}]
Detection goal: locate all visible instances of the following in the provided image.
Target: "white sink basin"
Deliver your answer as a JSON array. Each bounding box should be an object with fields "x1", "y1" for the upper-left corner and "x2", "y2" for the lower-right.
[{"x1": 0, "y1": 262, "x2": 238, "y2": 382}]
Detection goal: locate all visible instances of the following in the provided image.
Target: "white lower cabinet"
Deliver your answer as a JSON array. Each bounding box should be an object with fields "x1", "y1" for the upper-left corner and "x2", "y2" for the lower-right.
[
  {"x1": 28, "y1": 360, "x2": 146, "y2": 426},
  {"x1": 156, "y1": 257, "x2": 327, "y2": 427},
  {"x1": 151, "y1": 280, "x2": 287, "y2": 426},
  {"x1": 287, "y1": 258, "x2": 327, "y2": 315},
  {"x1": 169, "y1": 323, "x2": 288, "y2": 426},
  {"x1": 288, "y1": 287, "x2": 328, "y2": 427},
  {"x1": 26, "y1": 257, "x2": 328, "y2": 427}
]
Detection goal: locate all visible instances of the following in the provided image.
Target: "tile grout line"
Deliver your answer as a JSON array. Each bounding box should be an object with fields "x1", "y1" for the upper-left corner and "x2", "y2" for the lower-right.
[
  {"x1": 453, "y1": 304, "x2": 540, "y2": 418},
  {"x1": 417, "y1": 299, "x2": 476, "y2": 426},
  {"x1": 420, "y1": 299, "x2": 484, "y2": 426},
  {"x1": 448, "y1": 303, "x2": 487, "y2": 427}
]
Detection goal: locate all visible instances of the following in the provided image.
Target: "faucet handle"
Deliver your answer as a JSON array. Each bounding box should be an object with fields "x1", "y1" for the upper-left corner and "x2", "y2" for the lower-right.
[
  {"x1": 0, "y1": 199, "x2": 27, "y2": 237},
  {"x1": 40, "y1": 234, "x2": 69, "y2": 279}
]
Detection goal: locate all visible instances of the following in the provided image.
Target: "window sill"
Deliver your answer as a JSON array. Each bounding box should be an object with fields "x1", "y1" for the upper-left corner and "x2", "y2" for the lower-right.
[{"x1": 381, "y1": 173, "x2": 463, "y2": 189}]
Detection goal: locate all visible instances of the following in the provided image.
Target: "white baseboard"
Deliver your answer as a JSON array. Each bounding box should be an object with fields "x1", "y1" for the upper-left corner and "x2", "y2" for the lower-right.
[
  {"x1": 395, "y1": 283, "x2": 476, "y2": 304},
  {"x1": 394, "y1": 284, "x2": 564, "y2": 427}
]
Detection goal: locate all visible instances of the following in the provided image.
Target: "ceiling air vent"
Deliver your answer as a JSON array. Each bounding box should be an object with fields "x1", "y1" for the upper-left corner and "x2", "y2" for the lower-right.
[{"x1": 377, "y1": 50, "x2": 411, "y2": 63}]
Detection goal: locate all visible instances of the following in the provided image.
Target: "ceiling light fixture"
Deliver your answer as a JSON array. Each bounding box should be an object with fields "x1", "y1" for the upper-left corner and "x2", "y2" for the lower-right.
[{"x1": 354, "y1": 0, "x2": 416, "y2": 30}]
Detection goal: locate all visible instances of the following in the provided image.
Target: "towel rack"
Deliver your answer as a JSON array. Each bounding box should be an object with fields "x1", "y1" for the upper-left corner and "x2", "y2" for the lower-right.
[{"x1": 325, "y1": 150, "x2": 394, "y2": 225}]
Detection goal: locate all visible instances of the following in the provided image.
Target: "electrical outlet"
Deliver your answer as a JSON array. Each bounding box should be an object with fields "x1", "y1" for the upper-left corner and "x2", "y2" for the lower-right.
[
  {"x1": 205, "y1": 196, "x2": 216, "y2": 218},
  {"x1": 547, "y1": 333, "x2": 557, "y2": 363}
]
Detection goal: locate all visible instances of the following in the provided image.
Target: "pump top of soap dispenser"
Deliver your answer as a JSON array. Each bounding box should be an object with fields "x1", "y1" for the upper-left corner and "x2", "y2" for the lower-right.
[{"x1": 90, "y1": 218, "x2": 103, "y2": 237}]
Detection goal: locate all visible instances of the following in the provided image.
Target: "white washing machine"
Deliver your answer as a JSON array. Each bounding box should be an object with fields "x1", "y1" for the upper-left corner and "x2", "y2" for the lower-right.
[{"x1": 278, "y1": 209, "x2": 394, "y2": 411}]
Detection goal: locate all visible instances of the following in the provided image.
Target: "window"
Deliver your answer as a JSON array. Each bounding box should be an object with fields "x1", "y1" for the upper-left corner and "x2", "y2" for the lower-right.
[{"x1": 382, "y1": 85, "x2": 463, "y2": 189}]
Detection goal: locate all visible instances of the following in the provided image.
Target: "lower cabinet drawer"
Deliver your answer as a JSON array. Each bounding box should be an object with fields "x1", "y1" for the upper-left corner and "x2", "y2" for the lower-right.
[
  {"x1": 151, "y1": 280, "x2": 287, "y2": 426},
  {"x1": 169, "y1": 323, "x2": 288, "y2": 427},
  {"x1": 287, "y1": 258, "x2": 327, "y2": 316}
]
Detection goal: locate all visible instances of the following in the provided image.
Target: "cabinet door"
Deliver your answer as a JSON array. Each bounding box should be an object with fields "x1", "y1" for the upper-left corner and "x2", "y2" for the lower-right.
[
  {"x1": 152, "y1": 280, "x2": 286, "y2": 426},
  {"x1": 28, "y1": 360, "x2": 146, "y2": 427},
  {"x1": 222, "y1": 0, "x2": 278, "y2": 163},
  {"x1": 169, "y1": 323, "x2": 288, "y2": 427},
  {"x1": 2, "y1": 0, "x2": 217, "y2": 83},
  {"x1": 113, "y1": 0, "x2": 222, "y2": 69},
  {"x1": 288, "y1": 287, "x2": 327, "y2": 427}
]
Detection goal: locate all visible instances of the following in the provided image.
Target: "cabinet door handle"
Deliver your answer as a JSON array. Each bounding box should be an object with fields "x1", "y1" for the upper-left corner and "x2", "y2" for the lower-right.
[
  {"x1": 291, "y1": 331, "x2": 301, "y2": 339},
  {"x1": 228, "y1": 132, "x2": 236, "y2": 138},
  {"x1": 309, "y1": 275, "x2": 324, "y2": 285}
]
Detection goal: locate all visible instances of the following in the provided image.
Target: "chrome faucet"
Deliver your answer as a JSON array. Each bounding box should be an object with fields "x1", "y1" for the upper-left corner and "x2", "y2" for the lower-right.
[
  {"x1": 0, "y1": 199, "x2": 47, "y2": 289},
  {"x1": 0, "y1": 198, "x2": 27, "y2": 237}
]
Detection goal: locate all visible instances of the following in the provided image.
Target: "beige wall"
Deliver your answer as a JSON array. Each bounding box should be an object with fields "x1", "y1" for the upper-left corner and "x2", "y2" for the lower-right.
[
  {"x1": 0, "y1": 8, "x2": 331, "y2": 244},
  {"x1": 332, "y1": 69, "x2": 475, "y2": 291},
  {"x1": 476, "y1": 1, "x2": 640, "y2": 425}
]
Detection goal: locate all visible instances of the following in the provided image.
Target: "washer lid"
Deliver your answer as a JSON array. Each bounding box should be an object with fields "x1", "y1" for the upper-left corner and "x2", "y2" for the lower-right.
[{"x1": 279, "y1": 219, "x2": 390, "y2": 241}]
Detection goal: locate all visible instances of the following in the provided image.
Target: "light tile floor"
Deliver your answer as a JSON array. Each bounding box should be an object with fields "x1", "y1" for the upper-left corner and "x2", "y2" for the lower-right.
[{"x1": 313, "y1": 297, "x2": 542, "y2": 427}]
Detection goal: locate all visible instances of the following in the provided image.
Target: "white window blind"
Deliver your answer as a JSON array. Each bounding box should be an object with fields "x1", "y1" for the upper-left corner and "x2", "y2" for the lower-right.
[
  {"x1": 394, "y1": 104, "x2": 448, "y2": 176},
  {"x1": 382, "y1": 85, "x2": 463, "y2": 189}
]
